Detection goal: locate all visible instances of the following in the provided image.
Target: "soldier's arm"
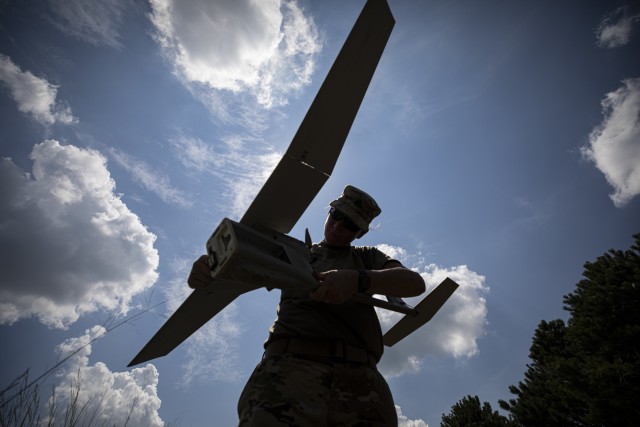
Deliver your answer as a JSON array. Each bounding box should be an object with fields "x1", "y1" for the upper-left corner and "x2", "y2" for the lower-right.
[
  {"x1": 311, "y1": 261, "x2": 425, "y2": 304},
  {"x1": 368, "y1": 260, "x2": 425, "y2": 297}
]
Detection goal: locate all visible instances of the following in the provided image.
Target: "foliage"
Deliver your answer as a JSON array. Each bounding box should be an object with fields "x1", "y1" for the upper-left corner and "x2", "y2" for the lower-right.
[
  {"x1": 499, "y1": 233, "x2": 640, "y2": 426},
  {"x1": 441, "y1": 395, "x2": 514, "y2": 426}
]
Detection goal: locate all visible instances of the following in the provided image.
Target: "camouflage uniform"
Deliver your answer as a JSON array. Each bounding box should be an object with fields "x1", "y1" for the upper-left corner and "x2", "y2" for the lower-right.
[
  {"x1": 238, "y1": 354, "x2": 396, "y2": 426},
  {"x1": 238, "y1": 186, "x2": 399, "y2": 426}
]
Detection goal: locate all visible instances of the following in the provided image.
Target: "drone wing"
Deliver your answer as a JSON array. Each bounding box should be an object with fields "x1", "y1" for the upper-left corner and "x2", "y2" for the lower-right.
[
  {"x1": 128, "y1": 0, "x2": 395, "y2": 366},
  {"x1": 241, "y1": 0, "x2": 395, "y2": 233},
  {"x1": 383, "y1": 278, "x2": 460, "y2": 347},
  {"x1": 128, "y1": 281, "x2": 256, "y2": 367}
]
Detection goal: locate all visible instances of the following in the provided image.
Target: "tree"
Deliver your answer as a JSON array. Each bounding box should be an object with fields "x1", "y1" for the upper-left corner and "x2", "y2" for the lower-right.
[
  {"x1": 441, "y1": 395, "x2": 513, "y2": 427},
  {"x1": 499, "y1": 233, "x2": 640, "y2": 426}
]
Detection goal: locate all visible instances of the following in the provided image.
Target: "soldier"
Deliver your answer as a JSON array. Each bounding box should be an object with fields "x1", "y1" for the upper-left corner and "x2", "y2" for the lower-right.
[{"x1": 189, "y1": 185, "x2": 426, "y2": 426}]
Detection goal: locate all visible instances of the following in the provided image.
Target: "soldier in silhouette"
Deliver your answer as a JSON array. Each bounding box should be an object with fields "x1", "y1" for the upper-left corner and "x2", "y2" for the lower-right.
[{"x1": 189, "y1": 185, "x2": 425, "y2": 426}]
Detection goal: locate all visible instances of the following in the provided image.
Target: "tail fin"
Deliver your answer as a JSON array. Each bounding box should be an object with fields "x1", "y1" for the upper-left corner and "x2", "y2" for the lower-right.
[{"x1": 383, "y1": 277, "x2": 459, "y2": 347}]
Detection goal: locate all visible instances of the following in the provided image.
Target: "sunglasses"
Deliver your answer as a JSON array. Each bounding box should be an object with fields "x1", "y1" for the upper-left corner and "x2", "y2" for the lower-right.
[{"x1": 329, "y1": 207, "x2": 362, "y2": 233}]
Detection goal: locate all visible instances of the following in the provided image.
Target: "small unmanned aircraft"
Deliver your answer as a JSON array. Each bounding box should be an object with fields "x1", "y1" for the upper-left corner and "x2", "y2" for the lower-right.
[{"x1": 129, "y1": 0, "x2": 459, "y2": 367}]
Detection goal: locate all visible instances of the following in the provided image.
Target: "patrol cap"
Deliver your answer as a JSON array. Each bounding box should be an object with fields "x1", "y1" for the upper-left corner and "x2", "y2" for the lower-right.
[{"x1": 329, "y1": 185, "x2": 381, "y2": 231}]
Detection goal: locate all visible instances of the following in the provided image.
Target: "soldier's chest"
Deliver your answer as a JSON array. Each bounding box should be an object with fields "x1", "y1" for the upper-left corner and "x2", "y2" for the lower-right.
[{"x1": 310, "y1": 247, "x2": 366, "y2": 272}]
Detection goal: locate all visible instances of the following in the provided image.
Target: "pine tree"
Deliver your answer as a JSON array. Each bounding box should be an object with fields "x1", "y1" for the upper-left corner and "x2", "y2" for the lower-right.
[
  {"x1": 441, "y1": 395, "x2": 513, "y2": 426},
  {"x1": 499, "y1": 233, "x2": 640, "y2": 426}
]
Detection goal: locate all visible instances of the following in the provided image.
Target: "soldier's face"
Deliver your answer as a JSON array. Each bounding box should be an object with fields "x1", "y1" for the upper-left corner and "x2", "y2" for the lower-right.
[{"x1": 323, "y1": 212, "x2": 360, "y2": 246}]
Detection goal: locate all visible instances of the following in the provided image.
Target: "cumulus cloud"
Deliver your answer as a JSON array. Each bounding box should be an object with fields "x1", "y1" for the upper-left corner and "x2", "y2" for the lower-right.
[
  {"x1": 396, "y1": 405, "x2": 429, "y2": 427},
  {"x1": 0, "y1": 140, "x2": 158, "y2": 328},
  {"x1": 50, "y1": 325, "x2": 164, "y2": 426},
  {"x1": 152, "y1": 1, "x2": 322, "y2": 214},
  {"x1": 149, "y1": 0, "x2": 321, "y2": 113},
  {"x1": 171, "y1": 134, "x2": 280, "y2": 218},
  {"x1": 375, "y1": 243, "x2": 408, "y2": 261},
  {"x1": 109, "y1": 148, "x2": 193, "y2": 208},
  {"x1": 596, "y1": 6, "x2": 640, "y2": 48},
  {"x1": 47, "y1": 0, "x2": 131, "y2": 49},
  {"x1": 0, "y1": 54, "x2": 77, "y2": 125},
  {"x1": 375, "y1": 245, "x2": 488, "y2": 378},
  {"x1": 163, "y1": 257, "x2": 244, "y2": 385},
  {"x1": 581, "y1": 78, "x2": 640, "y2": 207}
]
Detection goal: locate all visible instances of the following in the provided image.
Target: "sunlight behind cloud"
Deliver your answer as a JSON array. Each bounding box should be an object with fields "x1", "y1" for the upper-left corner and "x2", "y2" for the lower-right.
[
  {"x1": 0, "y1": 54, "x2": 77, "y2": 125},
  {"x1": 582, "y1": 78, "x2": 640, "y2": 207},
  {"x1": 0, "y1": 141, "x2": 158, "y2": 328},
  {"x1": 149, "y1": 0, "x2": 321, "y2": 111}
]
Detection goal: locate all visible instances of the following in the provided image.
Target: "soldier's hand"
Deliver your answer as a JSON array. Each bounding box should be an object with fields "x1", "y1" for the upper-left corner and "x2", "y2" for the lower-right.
[
  {"x1": 310, "y1": 270, "x2": 358, "y2": 304},
  {"x1": 187, "y1": 255, "x2": 213, "y2": 289}
]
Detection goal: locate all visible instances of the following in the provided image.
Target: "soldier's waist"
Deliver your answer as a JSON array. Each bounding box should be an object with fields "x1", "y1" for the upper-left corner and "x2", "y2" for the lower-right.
[{"x1": 264, "y1": 337, "x2": 377, "y2": 368}]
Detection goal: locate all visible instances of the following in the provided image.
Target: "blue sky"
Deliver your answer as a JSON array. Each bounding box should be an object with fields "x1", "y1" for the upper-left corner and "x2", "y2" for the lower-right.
[{"x1": 1, "y1": 0, "x2": 639, "y2": 425}]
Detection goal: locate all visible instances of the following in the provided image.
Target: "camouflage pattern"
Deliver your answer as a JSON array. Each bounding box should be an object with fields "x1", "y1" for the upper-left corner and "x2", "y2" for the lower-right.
[
  {"x1": 329, "y1": 185, "x2": 381, "y2": 231},
  {"x1": 267, "y1": 244, "x2": 393, "y2": 362},
  {"x1": 238, "y1": 354, "x2": 397, "y2": 426}
]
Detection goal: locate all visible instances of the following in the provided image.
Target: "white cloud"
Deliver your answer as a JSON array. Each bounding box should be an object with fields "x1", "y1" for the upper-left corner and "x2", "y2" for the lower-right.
[
  {"x1": 396, "y1": 405, "x2": 429, "y2": 427},
  {"x1": 0, "y1": 140, "x2": 158, "y2": 328},
  {"x1": 109, "y1": 148, "x2": 193, "y2": 208},
  {"x1": 0, "y1": 54, "x2": 77, "y2": 125},
  {"x1": 163, "y1": 257, "x2": 244, "y2": 385},
  {"x1": 375, "y1": 243, "x2": 408, "y2": 261},
  {"x1": 179, "y1": 302, "x2": 243, "y2": 385},
  {"x1": 50, "y1": 325, "x2": 164, "y2": 427},
  {"x1": 153, "y1": 1, "x2": 322, "y2": 216},
  {"x1": 170, "y1": 134, "x2": 223, "y2": 174},
  {"x1": 149, "y1": 0, "x2": 321, "y2": 112},
  {"x1": 47, "y1": 0, "x2": 130, "y2": 49},
  {"x1": 375, "y1": 245, "x2": 488, "y2": 378},
  {"x1": 582, "y1": 78, "x2": 640, "y2": 207},
  {"x1": 171, "y1": 134, "x2": 281, "y2": 218},
  {"x1": 596, "y1": 7, "x2": 640, "y2": 48}
]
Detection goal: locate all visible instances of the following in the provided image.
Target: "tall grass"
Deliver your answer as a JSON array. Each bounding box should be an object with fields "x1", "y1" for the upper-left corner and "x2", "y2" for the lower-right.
[{"x1": 0, "y1": 370, "x2": 140, "y2": 427}]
